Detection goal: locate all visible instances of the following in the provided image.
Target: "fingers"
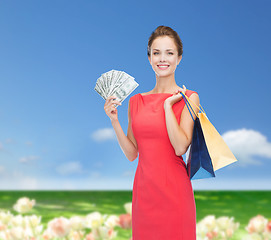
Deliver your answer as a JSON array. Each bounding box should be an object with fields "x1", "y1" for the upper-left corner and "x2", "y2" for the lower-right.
[
  {"x1": 105, "y1": 96, "x2": 122, "y2": 106},
  {"x1": 104, "y1": 96, "x2": 121, "y2": 117},
  {"x1": 105, "y1": 96, "x2": 116, "y2": 104},
  {"x1": 175, "y1": 85, "x2": 186, "y2": 95}
]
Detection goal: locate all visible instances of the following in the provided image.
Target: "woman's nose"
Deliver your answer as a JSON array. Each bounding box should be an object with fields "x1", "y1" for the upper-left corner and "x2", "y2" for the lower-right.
[{"x1": 160, "y1": 52, "x2": 166, "y2": 61}]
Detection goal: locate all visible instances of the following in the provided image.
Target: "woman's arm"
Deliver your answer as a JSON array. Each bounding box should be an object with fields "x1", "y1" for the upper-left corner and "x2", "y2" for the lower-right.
[
  {"x1": 164, "y1": 93, "x2": 200, "y2": 156},
  {"x1": 106, "y1": 97, "x2": 138, "y2": 162}
]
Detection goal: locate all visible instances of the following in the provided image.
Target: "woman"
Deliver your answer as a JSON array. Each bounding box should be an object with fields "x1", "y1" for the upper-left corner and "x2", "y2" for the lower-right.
[{"x1": 104, "y1": 25, "x2": 200, "y2": 240}]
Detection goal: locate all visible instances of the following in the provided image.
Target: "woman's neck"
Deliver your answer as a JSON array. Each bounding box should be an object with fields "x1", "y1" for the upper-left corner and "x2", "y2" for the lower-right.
[{"x1": 152, "y1": 74, "x2": 179, "y2": 93}]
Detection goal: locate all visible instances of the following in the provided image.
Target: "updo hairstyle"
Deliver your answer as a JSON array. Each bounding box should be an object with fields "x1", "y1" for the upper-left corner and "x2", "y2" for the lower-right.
[{"x1": 147, "y1": 25, "x2": 183, "y2": 57}]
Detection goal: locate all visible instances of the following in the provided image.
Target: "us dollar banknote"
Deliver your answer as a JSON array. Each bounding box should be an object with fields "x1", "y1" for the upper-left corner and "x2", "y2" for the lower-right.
[{"x1": 94, "y1": 69, "x2": 139, "y2": 107}]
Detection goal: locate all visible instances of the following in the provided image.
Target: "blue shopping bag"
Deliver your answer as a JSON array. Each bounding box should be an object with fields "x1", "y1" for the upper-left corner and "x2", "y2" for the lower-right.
[{"x1": 181, "y1": 92, "x2": 216, "y2": 180}]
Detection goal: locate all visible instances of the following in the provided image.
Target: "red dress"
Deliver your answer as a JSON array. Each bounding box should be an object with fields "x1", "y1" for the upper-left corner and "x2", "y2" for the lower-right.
[{"x1": 130, "y1": 90, "x2": 197, "y2": 240}]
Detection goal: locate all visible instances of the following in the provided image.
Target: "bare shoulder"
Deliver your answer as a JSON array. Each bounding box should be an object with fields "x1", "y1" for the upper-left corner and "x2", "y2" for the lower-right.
[
  {"x1": 186, "y1": 89, "x2": 200, "y2": 107},
  {"x1": 189, "y1": 92, "x2": 199, "y2": 100},
  {"x1": 186, "y1": 89, "x2": 199, "y2": 97}
]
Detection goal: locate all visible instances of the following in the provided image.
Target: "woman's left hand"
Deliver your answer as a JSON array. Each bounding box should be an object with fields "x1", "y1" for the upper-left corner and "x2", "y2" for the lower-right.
[{"x1": 164, "y1": 85, "x2": 187, "y2": 109}]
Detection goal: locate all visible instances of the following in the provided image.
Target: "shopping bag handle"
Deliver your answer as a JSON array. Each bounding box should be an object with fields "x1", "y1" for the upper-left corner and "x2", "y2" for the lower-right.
[
  {"x1": 181, "y1": 92, "x2": 205, "y2": 114},
  {"x1": 181, "y1": 92, "x2": 197, "y2": 122},
  {"x1": 180, "y1": 92, "x2": 205, "y2": 121}
]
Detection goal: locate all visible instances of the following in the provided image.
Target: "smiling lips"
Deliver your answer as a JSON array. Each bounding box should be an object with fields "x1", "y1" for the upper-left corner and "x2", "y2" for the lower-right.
[{"x1": 157, "y1": 64, "x2": 169, "y2": 70}]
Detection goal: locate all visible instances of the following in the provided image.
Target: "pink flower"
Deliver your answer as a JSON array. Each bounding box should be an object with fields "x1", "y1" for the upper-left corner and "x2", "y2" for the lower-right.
[
  {"x1": 0, "y1": 222, "x2": 6, "y2": 231},
  {"x1": 206, "y1": 230, "x2": 218, "y2": 239},
  {"x1": 85, "y1": 232, "x2": 95, "y2": 240},
  {"x1": 226, "y1": 228, "x2": 233, "y2": 237},
  {"x1": 48, "y1": 217, "x2": 71, "y2": 238},
  {"x1": 266, "y1": 220, "x2": 271, "y2": 233},
  {"x1": 118, "y1": 214, "x2": 132, "y2": 229},
  {"x1": 246, "y1": 215, "x2": 268, "y2": 234}
]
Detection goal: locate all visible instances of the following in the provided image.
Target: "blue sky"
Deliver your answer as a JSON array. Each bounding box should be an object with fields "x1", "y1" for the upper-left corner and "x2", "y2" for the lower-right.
[{"x1": 0, "y1": 0, "x2": 270, "y2": 190}]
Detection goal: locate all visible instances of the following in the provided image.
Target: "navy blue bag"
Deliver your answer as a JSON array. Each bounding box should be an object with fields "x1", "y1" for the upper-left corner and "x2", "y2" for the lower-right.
[{"x1": 180, "y1": 92, "x2": 216, "y2": 180}]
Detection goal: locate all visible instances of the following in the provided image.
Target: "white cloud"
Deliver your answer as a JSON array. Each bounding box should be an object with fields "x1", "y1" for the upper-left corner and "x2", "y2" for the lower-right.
[
  {"x1": 19, "y1": 176, "x2": 38, "y2": 189},
  {"x1": 0, "y1": 166, "x2": 5, "y2": 174},
  {"x1": 222, "y1": 128, "x2": 271, "y2": 166},
  {"x1": 5, "y1": 138, "x2": 15, "y2": 144},
  {"x1": 90, "y1": 171, "x2": 101, "y2": 178},
  {"x1": 25, "y1": 141, "x2": 33, "y2": 146},
  {"x1": 19, "y1": 155, "x2": 40, "y2": 163},
  {"x1": 191, "y1": 178, "x2": 271, "y2": 190},
  {"x1": 56, "y1": 161, "x2": 83, "y2": 175},
  {"x1": 0, "y1": 171, "x2": 270, "y2": 190},
  {"x1": 0, "y1": 170, "x2": 38, "y2": 190},
  {"x1": 122, "y1": 170, "x2": 134, "y2": 177},
  {"x1": 93, "y1": 161, "x2": 104, "y2": 168},
  {"x1": 91, "y1": 128, "x2": 116, "y2": 142}
]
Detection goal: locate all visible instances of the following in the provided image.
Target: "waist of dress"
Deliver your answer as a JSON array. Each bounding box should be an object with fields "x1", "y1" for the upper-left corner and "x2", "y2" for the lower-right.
[{"x1": 138, "y1": 150, "x2": 185, "y2": 166}]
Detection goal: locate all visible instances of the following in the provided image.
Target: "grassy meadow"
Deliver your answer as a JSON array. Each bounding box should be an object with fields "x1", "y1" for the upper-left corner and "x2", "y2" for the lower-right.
[{"x1": 0, "y1": 190, "x2": 270, "y2": 239}]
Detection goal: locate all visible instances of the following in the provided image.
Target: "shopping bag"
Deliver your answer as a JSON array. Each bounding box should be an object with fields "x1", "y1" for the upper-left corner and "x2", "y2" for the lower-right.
[
  {"x1": 198, "y1": 112, "x2": 238, "y2": 171},
  {"x1": 186, "y1": 117, "x2": 216, "y2": 180},
  {"x1": 181, "y1": 92, "x2": 238, "y2": 178},
  {"x1": 181, "y1": 93, "x2": 215, "y2": 180}
]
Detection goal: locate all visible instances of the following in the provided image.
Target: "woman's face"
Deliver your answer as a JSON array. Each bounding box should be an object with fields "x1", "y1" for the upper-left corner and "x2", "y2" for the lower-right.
[{"x1": 148, "y1": 36, "x2": 182, "y2": 77}]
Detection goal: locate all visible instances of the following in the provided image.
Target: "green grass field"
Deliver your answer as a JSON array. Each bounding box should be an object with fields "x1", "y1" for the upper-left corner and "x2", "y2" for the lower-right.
[{"x1": 0, "y1": 190, "x2": 270, "y2": 239}]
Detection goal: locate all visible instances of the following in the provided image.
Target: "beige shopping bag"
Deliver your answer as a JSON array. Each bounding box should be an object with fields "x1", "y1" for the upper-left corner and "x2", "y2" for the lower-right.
[{"x1": 182, "y1": 93, "x2": 238, "y2": 171}]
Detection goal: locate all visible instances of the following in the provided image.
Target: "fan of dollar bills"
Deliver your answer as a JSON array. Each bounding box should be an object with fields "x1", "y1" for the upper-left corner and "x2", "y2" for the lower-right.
[{"x1": 94, "y1": 69, "x2": 139, "y2": 107}]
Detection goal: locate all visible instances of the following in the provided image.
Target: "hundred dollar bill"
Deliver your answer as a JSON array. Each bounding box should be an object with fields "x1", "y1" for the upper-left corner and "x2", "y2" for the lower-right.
[
  {"x1": 94, "y1": 69, "x2": 139, "y2": 106},
  {"x1": 111, "y1": 77, "x2": 139, "y2": 107}
]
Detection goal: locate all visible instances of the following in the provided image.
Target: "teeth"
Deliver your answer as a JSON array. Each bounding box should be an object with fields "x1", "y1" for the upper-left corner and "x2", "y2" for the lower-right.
[{"x1": 158, "y1": 65, "x2": 169, "y2": 68}]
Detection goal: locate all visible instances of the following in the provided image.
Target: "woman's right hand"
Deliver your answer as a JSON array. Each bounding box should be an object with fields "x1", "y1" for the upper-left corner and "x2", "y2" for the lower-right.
[{"x1": 104, "y1": 96, "x2": 122, "y2": 122}]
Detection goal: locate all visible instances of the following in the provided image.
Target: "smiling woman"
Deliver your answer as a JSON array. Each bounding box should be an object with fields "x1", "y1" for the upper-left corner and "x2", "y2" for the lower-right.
[
  {"x1": 104, "y1": 25, "x2": 200, "y2": 240},
  {"x1": 147, "y1": 34, "x2": 182, "y2": 79}
]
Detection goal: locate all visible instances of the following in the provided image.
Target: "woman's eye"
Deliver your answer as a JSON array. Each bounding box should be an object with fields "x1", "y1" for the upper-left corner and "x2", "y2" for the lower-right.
[{"x1": 153, "y1": 52, "x2": 173, "y2": 55}]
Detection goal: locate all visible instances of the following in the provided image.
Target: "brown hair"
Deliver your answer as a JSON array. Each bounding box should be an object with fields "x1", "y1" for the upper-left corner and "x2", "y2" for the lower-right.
[{"x1": 147, "y1": 25, "x2": 183, "y2": 57}]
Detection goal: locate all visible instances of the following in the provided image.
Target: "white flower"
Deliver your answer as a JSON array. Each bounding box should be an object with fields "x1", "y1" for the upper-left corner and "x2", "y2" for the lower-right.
[
  {"x1": 26, "y1": 224, "x2": 43, "y2": 238},
  {"x1": 241, "y1": 232, "x2": 263, "y2": 240},
  {"x1": 24, "y1": 227, "x2": 34, "y2": 238},
  {"x1": 85, "y1": 212, "x2": 104, "y2": 229},
  {"x1": 216, "y1": 216, "x2": 232, "y2": 230},
  {"x1": 216, "y1": 216, "x2": 239, "y2": 237},
  {"x1": 13, "y1": 197, "x2": 35, "y2": 214},
  {"x1": 196, "y1": 221, "x2": 209, "y2": 239},
  {"x1": 246, "y1": 215, "x2": 268, "y2": 234},
  {"x1": 201, "y1": 215, "x2": 217, "y2": 231},
  {"x1": 9, "y1": 226, "x2": 27, "y2": 240},
  {"x1": 104, "y1": 215, "x2": 119, "y2": 228},
  {"x1": 196, "y1": 215, "x2": 240, "y2": 240},
  {"x1": 68, "y1": 229, "x2": 85, "y2": 240},
  {"x1": 92, "y1": 225, "x2": 117, "y2": 240},
  {"x1": 124, "y1": 202, "x2": 132, "y2": 215},
  {"x1": 25, "y1": 214, "x2": 42, "y2": 227},
  {"x1": 47, "y1": 216, "x2": 71, "y2": 238},
  {"x1": 0, "y1": 211, "x2": 13, "y2": 225},
  {"x1": 262, "y1": 231, "x2": 271, "y2": 239},
  {"x1": 0, "y1": 230, "x2": 9, "y2": 240},
  {"x1": 10, "y1": 215, "x2": 25, "y2": 227},
  {"x1": 70, "y1": 216, "x2": 86, "y2": 230},
  {"x1": 42, "y1": 228, "x2": 54, "y2": 239}
]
